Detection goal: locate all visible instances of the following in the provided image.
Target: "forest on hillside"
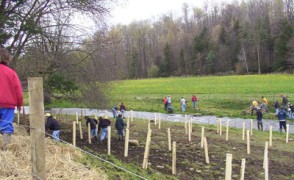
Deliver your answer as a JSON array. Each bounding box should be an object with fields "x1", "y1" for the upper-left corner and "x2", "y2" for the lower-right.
[{"x1": 1, "y1": 0, "x2": 294, "y2": 107}]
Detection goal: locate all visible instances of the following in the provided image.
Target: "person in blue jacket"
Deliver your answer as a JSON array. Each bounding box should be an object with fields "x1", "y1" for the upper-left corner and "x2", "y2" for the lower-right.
[
  {"x1": 115, "y1": 114, "x2": 126, "y2": 141},
  {"x1": 276, "y1": 107, "x2": 287, "y2": 133}
]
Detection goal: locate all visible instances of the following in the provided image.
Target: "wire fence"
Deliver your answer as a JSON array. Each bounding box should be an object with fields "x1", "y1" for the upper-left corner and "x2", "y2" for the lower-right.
[{"x1": 0, "y1": 118, "x2": 147, "y2": 180}]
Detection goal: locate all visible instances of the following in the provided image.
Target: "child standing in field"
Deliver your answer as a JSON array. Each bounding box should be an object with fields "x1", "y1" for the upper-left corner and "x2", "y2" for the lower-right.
[
  {"x1": 256, "y1": 108, "x2": 263, "y2": 131},
  {"x1": 115, "y1": 114, "x2": 126, "y2": 141}
]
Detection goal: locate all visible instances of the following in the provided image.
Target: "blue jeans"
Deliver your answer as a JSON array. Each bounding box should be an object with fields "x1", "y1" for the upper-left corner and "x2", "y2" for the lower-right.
[
  {"x1": 181, "y1": 104, "x2": 186, "y2": 112},
  {"x1": 91, "y1": 129, "x2": 97, "y2": 138},
  {"x1": 112, "y1": 109, "x2": 117, "y2": 118},
  {"x1": 121, "y1": 110, "x2": 125, "y2": 118},
  {"x1": 100, "y1": 127, "x2": 108, "y2": 141},
  {"x1": 0, "y1": 108, "x2": 15, "y2": 134},
  {"x1": 193, "y1": 101, "x2": 197, "y2": 109},
  {"x1": 52, "y1": 130, "x2": 60, "y2": 141}
]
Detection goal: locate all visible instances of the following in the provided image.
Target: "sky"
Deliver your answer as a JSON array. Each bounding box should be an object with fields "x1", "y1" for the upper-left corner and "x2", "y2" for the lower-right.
[{"x1": 108, "y1": 0, "x2": 233, "y2": 25}]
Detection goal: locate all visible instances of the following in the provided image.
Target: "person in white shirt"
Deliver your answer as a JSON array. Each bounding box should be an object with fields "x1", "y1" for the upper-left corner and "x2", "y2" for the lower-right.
[{"x1": 180, "y1": 97, "x2": 186, "y2": 112}]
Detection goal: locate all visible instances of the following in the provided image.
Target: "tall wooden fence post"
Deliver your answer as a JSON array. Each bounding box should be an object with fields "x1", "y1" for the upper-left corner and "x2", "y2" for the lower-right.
[{"x1": 28, "y1": 77, "x2": 46, "y2": 180}]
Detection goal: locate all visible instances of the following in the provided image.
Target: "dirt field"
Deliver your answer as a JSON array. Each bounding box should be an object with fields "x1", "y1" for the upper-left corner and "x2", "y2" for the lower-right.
[{"x1": 60, "y1": 116, "x2": 294, "y2": 180}]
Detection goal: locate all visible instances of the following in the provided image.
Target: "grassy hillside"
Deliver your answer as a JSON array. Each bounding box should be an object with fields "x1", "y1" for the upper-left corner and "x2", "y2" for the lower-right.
[{"x1": 108, "y1": 74, "x2": 294, "y2": 118}]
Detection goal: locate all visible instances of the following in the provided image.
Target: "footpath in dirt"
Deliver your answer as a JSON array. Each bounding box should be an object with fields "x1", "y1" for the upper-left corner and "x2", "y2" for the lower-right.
[{"x1": 22, "y1": 106, "x2": 294, "y2": 133}]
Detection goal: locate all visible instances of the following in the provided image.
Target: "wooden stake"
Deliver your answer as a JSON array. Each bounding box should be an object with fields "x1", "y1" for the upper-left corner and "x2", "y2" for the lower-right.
[
  {"x1": 190, "y1": 118, "x2": 193, "y2": 133},
  {"x1": 286, "y1": 124, "x2": 289, "y2": 143},
  {"x1": 185, "y1": 115, "x2": 188, "y2": 134},
  {"x1": 242, "y1": 122, "x2": 245, "y2": 141},
  {"x1": 76, "y1": 112, "x2": 79, "y2": 125},
  {"x1": 172, "y1": 141, "x2": 177, "y2": 175},
  {"x1": 240, "y1": 158, "x2": 246, "y2": 180},
  {"x1": 168, "y1": 128, "x2": 171, "y2": 151},
  {"x1": 148, "y1": 119, "x2": 151, "y2": 131},
  {"x1": 28, "y1": 77, "x2": 46, "y2": 180},
  {"x1": 204, "y1": 137, "x2": 209, "y2": 164},
  {"x1": 107, "y1": 126, "x2": 111, "y2": 155},
  {"x1": 247, "y1": 130, "x2": 250, "y2": 154},
  {"x1": 269, "y1": 126, "x2": 272, "y2": 147},
  {"x1": 226, "y1": 121, "x2": 229, "y2": 141},
  {"x1": 264, "y1": 142, "x2": 269, "y2": 180},
  {"x1": 188, "y1": 120, "x2": 191, "y2": 141},
  {"x1": 127, "y1": 116, "x2": 130, "y2": 129},
  {"x1": 216, "y1": 118, "x2": 219, "y2": 134},
  {"x1": 219, "y1": 118, "x2": 222, "y2": 136},
  {"x1": 158, "y1": 115, "x2": 161, "y2": 129},
  {"x1": 88, "y1": 122, "x2": 91, "y2": 144},
  {"x1": 124, "y1": 128, "x2": 129, "y2": 157},
  {"x1": 250, "y1": 119, "x2": 253, "y2": 136},
  {"x1": 263, "y1": 141, "x2": 268, "y2": 169},
  {"x1": 154, "y1": 113, "x2": 157, "y2": 125},
  {"x1": 201, "y1": 127, "x2": 205, "y2": 148},
  {"x1": 142, "y1": 130, "x2": 152, "y2": 169},
  {"x1": 79, "y1": 121, "x2": 83, "y2": 139},
  {"x1": 72, "y1": 121, "x2": 76, "y2": 147},
  {"x1": 225, "y1": 153, "x2": 232, "y2": 180}
]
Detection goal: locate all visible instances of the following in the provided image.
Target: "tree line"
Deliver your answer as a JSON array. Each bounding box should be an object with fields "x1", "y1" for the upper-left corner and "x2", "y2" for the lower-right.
[
  {"x1": 86, "y1": 0, "x2": 294, "y2": 79},
  {"x1": 1, "y1": 0, "x2": 294, "y2": 107}
]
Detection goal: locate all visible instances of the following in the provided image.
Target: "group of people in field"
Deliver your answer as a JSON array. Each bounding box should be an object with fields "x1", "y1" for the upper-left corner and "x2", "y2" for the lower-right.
[
  {"x1": 112, "y1": 102, "x2": 127, "y2": 118},
  {"x1": 251, "y1": 95, "x2": 292, "y2": 133},
  {"x1": 162, "y1": 94, "x2": 198, "y2": 113},
  {"x1": 43, "y1": 112, "x2": 126, "y2": 143}
]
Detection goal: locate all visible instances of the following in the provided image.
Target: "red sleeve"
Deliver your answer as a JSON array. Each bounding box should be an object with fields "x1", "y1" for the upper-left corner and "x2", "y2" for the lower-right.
[{"x1": 14, "y1": 72, "x2": 23, "y2": 107}]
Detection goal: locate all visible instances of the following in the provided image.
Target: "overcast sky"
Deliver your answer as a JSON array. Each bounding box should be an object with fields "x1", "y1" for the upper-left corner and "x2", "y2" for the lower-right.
[{"x1": 109, "y1": 0, "x2": 233, "y2": 25}]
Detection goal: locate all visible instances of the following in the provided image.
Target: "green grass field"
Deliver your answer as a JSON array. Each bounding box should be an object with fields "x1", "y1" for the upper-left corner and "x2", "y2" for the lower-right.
[{"x1": 108, "y1": 74, "x2": 294, "y2": 118}]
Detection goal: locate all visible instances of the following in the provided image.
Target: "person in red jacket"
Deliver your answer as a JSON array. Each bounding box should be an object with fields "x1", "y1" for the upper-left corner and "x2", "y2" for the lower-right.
[{"x1": 0, "y1": 48, "x2": 23, "y2": 150}]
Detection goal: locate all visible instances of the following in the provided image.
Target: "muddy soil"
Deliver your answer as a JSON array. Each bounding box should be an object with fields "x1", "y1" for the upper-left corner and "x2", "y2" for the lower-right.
[{"x1": 60, "y1": 118, "x2": 294, "y2": 180}]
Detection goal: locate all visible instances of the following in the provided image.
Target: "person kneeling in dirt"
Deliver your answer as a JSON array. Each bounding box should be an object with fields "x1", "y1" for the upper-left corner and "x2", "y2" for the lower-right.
[
  {"x1": 45, "y1": 113, "x2": 61, "y2": 141},
  {"x1": 256, "y1": 107, "x2": 263, "y2": 131},
  {"x1": 115, "y1": 114, "x2": 126, "y2": 141},
  {"x1": 98, "y1": 117, "x2": 111, "y2": 144},
  {"x1": 84, "y1": 116, "x2": 98, "y2": 140}
]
